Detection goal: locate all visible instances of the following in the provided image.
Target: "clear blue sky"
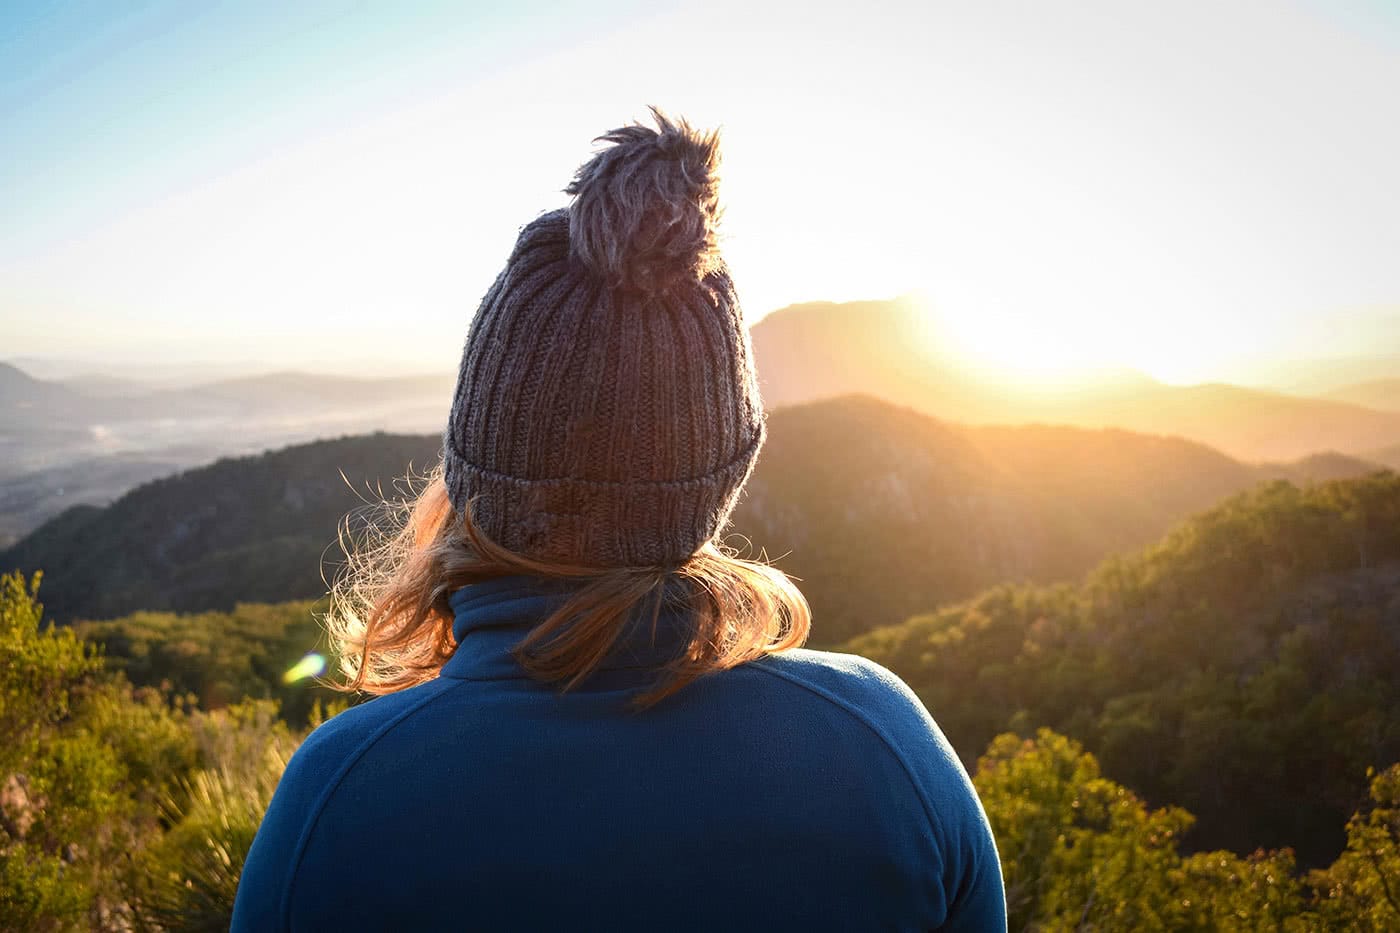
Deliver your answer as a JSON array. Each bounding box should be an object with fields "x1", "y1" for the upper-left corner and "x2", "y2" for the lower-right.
[{"x1": 3, "y1": 0, "x2": 1398, "y2": 384}]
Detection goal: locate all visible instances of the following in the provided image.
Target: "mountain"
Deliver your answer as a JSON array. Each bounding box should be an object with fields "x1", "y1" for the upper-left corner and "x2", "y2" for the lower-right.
[
  {"x1": 748, "y1": 297, "x2": 983, "y2": 413},
  {"x1": 6, "y1": 394, "x2": 1383, "y2": 636},
  {"x1": 2, "y1": 433, "x2": 443, "y2": 622},
  {"x1": 749, "y1": 299, "x2": 1400, "y2": 462},
  {"x1": 0, "y1": 363, "x2": 453, "y2": 543},
  {"x1": 843, "y1": 472, "x2": 1400, "y2": 866},
  {"x1": 735, "y1": 396, "x2": 1380, "y2": 642},
  {"x1": 8, "y1": 302, "x2": 1391, "y2": 542},
  {"x1": 0, "y1": 363, "x2": 451, "y2": 453},
  {"x1": 1233, "y1": 351, "x2": 1400, "y2": 396},
  {"x1": 1369, "y1": 444, "x2": 1400, "y2": 470},
  {"x1": 1263, "y1": 450, "x2": 1390, "y2": 482},
  {"x1": 0, "y1": 451, "x2": 201, "y2": 550},
  {"x1": 0, "y1": 363, "x2": 111, "y2": 509},
  {"x1": 0, "y1": 360, "x2": 84, "y2": 409},
  {"x1": 1323, "y1": 378, "x2": 1400, "y2": 412},
  {"x1": 1037, "y1": 380, "x2": 1400, "y2": 463},
  {"x1": 0, "y1": 360, "x2": 98, "y2": 440}
]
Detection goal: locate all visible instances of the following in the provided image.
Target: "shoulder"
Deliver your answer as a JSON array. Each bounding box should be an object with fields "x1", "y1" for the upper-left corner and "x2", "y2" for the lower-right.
[
  {"x1": 748, "y1": 649, "x2": 988, "y2": 849},
  {"x1": 231, "y1": 678, "x2": 463, "y2": 932},
  {"x1": 264, "y1": 674, "x2": 462, "y2": 813},
  {"x1": 750, "y1": 649, "x2": 1007, "y2": 929},
  {"x1": 289, "y1": 677, "x2": 463, "y2": 779},
  {"x1": 272, "y1": 677, "x2": 468, "y2": 828},
  {"x1": 751, "y1": 646, "x2": 922, "y2": 703},
  {"x1": 749, "y1": 648, "x2": 953, "y2": 763}
]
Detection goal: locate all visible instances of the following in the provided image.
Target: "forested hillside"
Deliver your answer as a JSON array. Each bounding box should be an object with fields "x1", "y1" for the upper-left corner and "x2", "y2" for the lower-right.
[
  {"x1": 844, "y1": 472, "x2": 1400, "y2": 866},
  {"x1": 1, "y1": 434, "x2": 441, "y2": 622},
  {"x1": 737, "y1": 396, "x2": 1377, "y2": 642},
  {"x1": 4, "y1": 397, "x2": 1379, "y2": 641}
]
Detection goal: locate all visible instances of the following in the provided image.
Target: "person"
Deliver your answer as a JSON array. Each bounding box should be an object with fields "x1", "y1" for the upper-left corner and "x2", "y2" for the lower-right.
[{"x1": 232, "y1": 108, "x2": 1006, "y2": 932}]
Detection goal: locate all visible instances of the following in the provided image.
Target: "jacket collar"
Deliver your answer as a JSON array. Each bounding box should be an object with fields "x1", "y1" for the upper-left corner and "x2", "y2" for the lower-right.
[{"x1": 439, "y1": 574, "x2": 698, "y2": 684}]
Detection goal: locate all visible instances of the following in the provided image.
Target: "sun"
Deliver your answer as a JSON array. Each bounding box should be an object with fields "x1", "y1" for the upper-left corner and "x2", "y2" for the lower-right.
[
  {"x1": 905, "y1": 290, "x2": 1228, "y2": 389},
  {"x1": 904, "y1": 292, "x2": 1120, "y2": 388}
]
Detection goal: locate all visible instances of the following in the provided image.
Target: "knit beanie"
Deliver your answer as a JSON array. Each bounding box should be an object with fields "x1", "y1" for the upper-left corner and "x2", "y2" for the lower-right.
[{"x1": 442, "y1": 108, "x2": 766, "y2": 568}]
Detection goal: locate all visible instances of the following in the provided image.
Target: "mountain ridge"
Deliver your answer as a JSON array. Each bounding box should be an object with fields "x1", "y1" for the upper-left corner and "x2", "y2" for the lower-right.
[
  {"x1": 6, "y1": 394, "x2": 1384, "y2": 639},
  {"x1": 750, "y1": 298, "x2": 1400, "y2": 462}
]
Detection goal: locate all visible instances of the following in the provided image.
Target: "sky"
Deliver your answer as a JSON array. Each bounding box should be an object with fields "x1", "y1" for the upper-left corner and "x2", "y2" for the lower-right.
[{"x1": 2, "y1": 0, "x2": 1398, "y2": 385}]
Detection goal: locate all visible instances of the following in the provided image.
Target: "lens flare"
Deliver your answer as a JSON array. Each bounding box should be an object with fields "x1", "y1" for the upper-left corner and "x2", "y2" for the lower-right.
[{"x1": 282, "y1": 652, "x2": 327, "y2": 685}]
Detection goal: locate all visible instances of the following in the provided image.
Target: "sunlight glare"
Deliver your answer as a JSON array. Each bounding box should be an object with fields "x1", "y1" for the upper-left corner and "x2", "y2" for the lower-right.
[{"x1": 282, "y1": 652, "x2": 327, "y2": 685}]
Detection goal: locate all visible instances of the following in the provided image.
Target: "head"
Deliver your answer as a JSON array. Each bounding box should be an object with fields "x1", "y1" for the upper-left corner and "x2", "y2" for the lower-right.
[{"x1": 327, "y1": 108, "x2": 809, "y2": 708}]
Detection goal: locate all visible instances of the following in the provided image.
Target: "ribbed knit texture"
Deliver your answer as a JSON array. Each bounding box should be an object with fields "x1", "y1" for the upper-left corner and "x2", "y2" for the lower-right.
[{"x1": 442, "y1": 207, "x2": 765, "y2": 567}]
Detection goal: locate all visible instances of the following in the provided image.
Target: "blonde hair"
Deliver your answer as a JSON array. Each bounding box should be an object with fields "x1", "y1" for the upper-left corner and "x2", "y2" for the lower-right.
[{"x1": 326, "y1": 465, "x2": 810, "y2": 709}]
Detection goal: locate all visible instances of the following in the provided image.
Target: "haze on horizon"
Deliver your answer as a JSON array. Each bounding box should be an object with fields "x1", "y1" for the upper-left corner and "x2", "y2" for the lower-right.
[{"x1": 3, "y1": 0, "x2": 1398, "y2": 388}]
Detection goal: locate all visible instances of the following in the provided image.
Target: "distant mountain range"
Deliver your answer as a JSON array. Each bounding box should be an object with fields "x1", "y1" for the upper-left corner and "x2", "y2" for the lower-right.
[
  {"x1": 1236, "y1": 351, "x2": 1400, "y2": 396},
  {"x1": 0, "y1": 361, "x2": 452, "y2": 545},
  {"x1": 5, "y1": 395, "x2": 1384, "y2": 641},
  {"x1": 1322, "y1": 378, "x2": 1400, "y2": 412},
  {"x1": 4, "y1": 297, "x2": 1396, "y2": 544},
  {"x1": 0, "y1": 361, "x2": 452, "y2": 438},
  {"x1": 749, "y1": 298, "x2": 1400, "y2": 464}
]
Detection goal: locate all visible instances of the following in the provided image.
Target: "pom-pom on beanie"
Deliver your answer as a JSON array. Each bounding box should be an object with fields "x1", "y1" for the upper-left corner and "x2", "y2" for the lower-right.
[{"x1": 442, "y1": 107, "x2": 766, "y2": 568}]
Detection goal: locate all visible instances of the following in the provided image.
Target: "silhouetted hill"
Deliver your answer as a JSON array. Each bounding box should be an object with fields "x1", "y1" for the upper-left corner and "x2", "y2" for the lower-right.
[
  {"x1": 0, "y1": 361, "x2": 101, "y2": 442},
  {"x1": 750, "y1": 299, "x2": 1400, "y2": 462},
  {"x1": 8, "y1": 396, "x2": 1381, "y2": 637},
  {"x1": 0, "y1": 360, "x2": 82, "y2": 406},
  {"x1": 1262, "y1": 450, "x2": 1387, "y2": 482},
  {"x1": 1369, "y1": 443, "x2": 1400, "y2": 470},
  {"x1": 749, "y1": 297, "x2": 984, "y2": 412},
  {"x1": 844, "y1": 472, "x2": 1400, "y2": 866},
  {"x1": 1, "y1": 360, "x2": 183, "y2": 429},
  {"x1": 1051, "y1": 381, "x2": 1400, "y2": 463},
  {"x1": 1323, "y1": 378, "x2": 1400, "y2": 412},
  {"x1": 1241, "y1": 351, "x2": 1400, "y2": 395}
]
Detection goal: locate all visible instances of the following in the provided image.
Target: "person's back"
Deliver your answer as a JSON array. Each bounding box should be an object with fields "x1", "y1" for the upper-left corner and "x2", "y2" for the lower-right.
[
  {"x1": 233, "y1": 109, "x2": 1006, "y2": 931},
  {"x1": 235, "y1": 577, "x2": 1003, "y2": 931}
]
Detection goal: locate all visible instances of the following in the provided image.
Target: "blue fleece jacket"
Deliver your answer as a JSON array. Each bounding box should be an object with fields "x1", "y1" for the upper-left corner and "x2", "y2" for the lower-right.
[{"x1": 232, "y1": 575, "x2": 1006, "y2": 931}]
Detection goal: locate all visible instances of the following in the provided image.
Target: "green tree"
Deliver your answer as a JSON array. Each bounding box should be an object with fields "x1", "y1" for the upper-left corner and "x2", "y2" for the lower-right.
[
  {"x1": 0, "y1": 571, "x2": 125, "y2": 930},
  {"x1": 974, "y1": 729, "x2": 1319, "y2": 931},
  {"x1": 1310, "y1": 763, "x2": 1400, "y2": 931},
  {"x1": 127, "y1": 700, "x2": 297, "y2": 933}
]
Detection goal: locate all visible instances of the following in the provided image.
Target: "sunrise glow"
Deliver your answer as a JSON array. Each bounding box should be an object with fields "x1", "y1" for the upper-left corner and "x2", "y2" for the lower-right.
[{"x1": 4, "y1": 1, "x2": 1398, "y2": 382}]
